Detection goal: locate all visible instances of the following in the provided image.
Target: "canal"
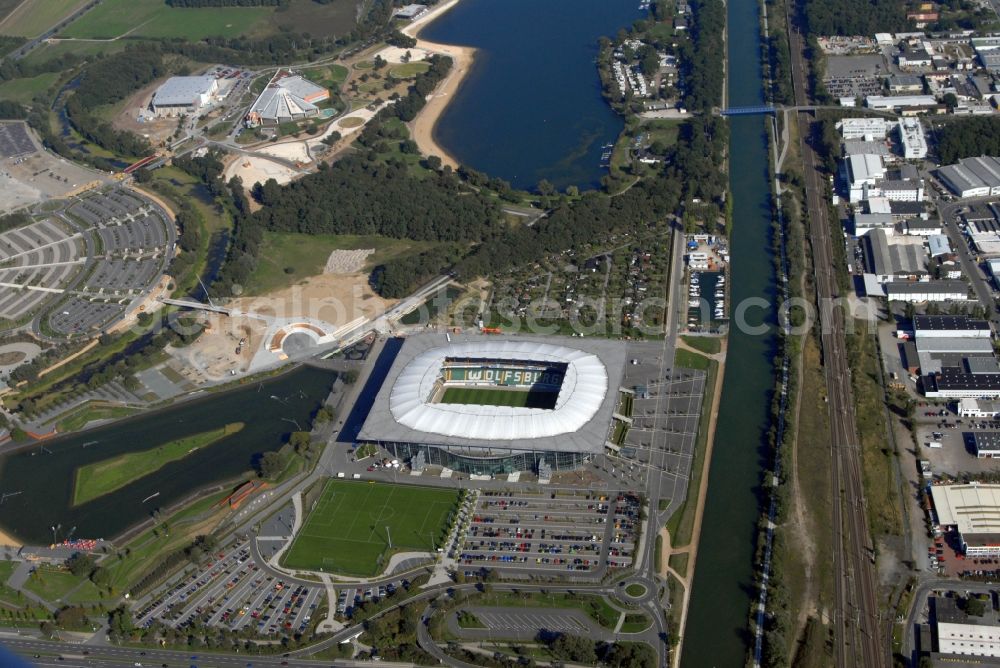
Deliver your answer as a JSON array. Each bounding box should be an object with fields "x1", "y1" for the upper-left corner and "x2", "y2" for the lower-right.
[
  {"x1": 679, "y1": 0, "x2": 777, "y2": 664},
  {"x1": 0, "y1": 365, "x2": 335, "y2": 545}
]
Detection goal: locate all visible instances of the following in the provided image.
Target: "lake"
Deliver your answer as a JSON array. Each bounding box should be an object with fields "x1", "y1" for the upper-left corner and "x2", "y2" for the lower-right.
[
  {"x1": 420, "y1": 0, "x2": 643, "y2": 190},
  {"x1": 0, "y1": 365, "x2": 335, "y2": 545}
]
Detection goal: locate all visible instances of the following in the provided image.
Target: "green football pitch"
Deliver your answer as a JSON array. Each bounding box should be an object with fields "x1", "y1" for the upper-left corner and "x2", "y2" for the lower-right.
[
  {"x1": 281, "y1": 480, "x2": 460, "y2": 576},
  {"x1": 439, "y1": 387, "x2": 558, "y2": 409}
]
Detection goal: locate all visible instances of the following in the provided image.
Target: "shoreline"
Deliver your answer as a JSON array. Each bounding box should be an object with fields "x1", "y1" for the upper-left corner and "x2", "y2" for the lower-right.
[{"x1": 404, "y1": 0, "x2": 474, "y2": 169}]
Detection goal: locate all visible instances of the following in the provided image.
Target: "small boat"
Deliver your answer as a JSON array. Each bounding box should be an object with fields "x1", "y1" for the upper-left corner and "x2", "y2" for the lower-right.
[{"x1": 688, "y1": 299, "x2": 700, "y2": 307}]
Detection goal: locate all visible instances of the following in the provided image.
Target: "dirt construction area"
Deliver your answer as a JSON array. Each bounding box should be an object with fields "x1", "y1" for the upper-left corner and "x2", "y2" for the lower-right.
[{"x1": 166, "y1": 272, "x2": 394, "y2": 383}]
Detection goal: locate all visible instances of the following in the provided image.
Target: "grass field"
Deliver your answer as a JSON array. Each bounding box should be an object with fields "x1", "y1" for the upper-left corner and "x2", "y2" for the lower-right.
[
  {"x1": 22, "y1": 38, "x2": 127, "y2": 65},
  {"x1": 282, "y1": 480, "x2": 460, "y2": 576},
  {"x1": 680, "y1": 335, "x2": 721, "y2": 356},
  {"x1": 272, "y1": 0, "x2": 357, "y2": 36},
  {"x1": 1, "y1": 0, "x2": 83, "y2": 37},
  {"x1": 61, "y1": 0, "x2": 273, "y2": 39},
  {"x1": 72, "y1": 422, "x2": 244, "y2": 506},
  {"x1": 246, "y1": 231, "x2": 435, "y2": 295},
  {"x1": 389, "y1": 62, "x2": 431, "y2": 79},
  {"x1": 55, "y1": 401, "x2": 139, "y2": 433},
  {"x1": 439, "y1": 387, "x2": 558, "y2": 409},
  {"x1": 0, "y1": 72, "x2": 60, "y2": 104}
]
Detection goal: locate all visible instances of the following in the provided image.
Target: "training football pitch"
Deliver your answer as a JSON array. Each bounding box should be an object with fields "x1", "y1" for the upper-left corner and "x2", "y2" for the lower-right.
[
  {"x1": 440, "y1": 387, "x2": 558, "y2": 409},
  {"x1": 281, "y1": 480, "x2": 460, "y2": 576}
]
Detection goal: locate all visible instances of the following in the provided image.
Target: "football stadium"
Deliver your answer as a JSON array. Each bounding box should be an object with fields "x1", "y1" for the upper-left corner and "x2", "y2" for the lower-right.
[{"x1": 356, "y1": 333, "x2": 627, "y2": 475}]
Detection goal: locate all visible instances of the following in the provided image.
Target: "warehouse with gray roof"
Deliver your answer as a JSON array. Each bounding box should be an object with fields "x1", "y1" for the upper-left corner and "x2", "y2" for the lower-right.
[
  {"x1": 150, "y1": 76, "x2": 219, "y2": 117},
  {"x1": 937, "y1": 156, "x2": 1000, "y2": 198}
]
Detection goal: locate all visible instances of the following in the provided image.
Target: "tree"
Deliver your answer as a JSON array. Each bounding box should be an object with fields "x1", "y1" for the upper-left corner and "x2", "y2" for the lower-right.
[
  {"x1": 943, "y1": 92, "x2": 958, "y2": 111},
  {"x1": 256, "y1": 451, "x2": 286, "y2": 478},
  {"x1": 66, "y1": 552, "x2": 96, "y2": 577},
  {"x1": 536, "y1": 179, "x2": 555, "y2": 196}
]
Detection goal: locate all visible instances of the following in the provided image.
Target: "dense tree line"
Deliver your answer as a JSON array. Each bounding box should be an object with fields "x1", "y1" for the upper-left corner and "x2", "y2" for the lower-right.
[
  {"x1": 0, "y1": 48, "x2": 82, "y2": 85},
  {"x1": 373, "y1": 245, "x2": 463, "y2": 298},
  {"x1": 0, "y1": 101, "x2": 27, "y2": 119},
  {"x1": 0, "y1": 212, "x2": 32, "y2": 233},
  {"x1": 166, "y1": 0, "x2": 286, "y2": 5},
  {"x1": 62, "y1": 47, "x2": 163, "y2": 158},
  {"x1": 668, "y1": 116, "x2": 728, "y2": 205},
  {"x1": 679, "y1": 0, "x2": 725, "y2": 113},
  {"x1": 804, "y1": 0, "x2": 908, "y2": 35},
  {"x1": 767, "y1": 29, "x2": 793, "y2": 105},
  {"x1": 935, "y1": 116, "x2": 1000, "y2": 164},
  {"x1": 0, "y1": 36, "x2": 25, "y2": 58},
  {"x1": 251, "y1": 157, "x2": 501, "y2": 241}
]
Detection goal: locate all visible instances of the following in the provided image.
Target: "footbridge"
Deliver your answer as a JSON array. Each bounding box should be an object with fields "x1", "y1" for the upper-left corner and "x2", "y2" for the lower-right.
[
  {"x1": 160, "y1": 298, "x2": 232, "y2": 316},
  {"x1": 720, "y1": 105, "x2": 777, "y2": 116}
]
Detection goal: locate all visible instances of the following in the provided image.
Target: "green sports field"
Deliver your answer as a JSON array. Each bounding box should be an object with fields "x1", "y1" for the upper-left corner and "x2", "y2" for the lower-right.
[
  {"x1": 281, "y1": 480, "x2": 460, "y2": 576},
  {"x1": 440, "y1": 387, "x2": 559, "y2": 409}
]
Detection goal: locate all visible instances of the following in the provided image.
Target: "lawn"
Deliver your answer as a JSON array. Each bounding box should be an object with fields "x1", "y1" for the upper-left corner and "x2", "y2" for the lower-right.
[
  {"x1": 620, "y1": 613, "x2": 651, "y2": 633},
  {"x1": 271, "y1": 0, "x2": 356, "y2": 35},
  {"x1": 665, "y1": 352, "x2": 719, "y2": 548},
  {"x1": 55, "y1": 401, "x2": 139, "y2": 433},
  {"x1": 439, "y1": 387, "x2": 558, "y2": 409},
  {"x1": 0, "y1": 72, "x2": 60, "y2": 104},
  {"x1": 303, "y1": 64, "x2": 350, "y2": 89},
  {"x1": 281, "y1": 480, "x2": 460, "y2": 576},
  {"x1": 22, "y1": 39, "x2": 128, "y2": 65},
  {"x1": 389, "y1": 62, "x2": 431, "y2": 79},
  {"x1": 680, "y1": 335, "x2": 721, "y2": 356},
  {"x1": 72, "y1": 422, "x2": 244, "y2": 506},
  {"x1": 23, "y1": 566, "x2": 99, "y2": 604},
  {"x1": 1, "y1": 0, "x2": 83, "y2": 37},
  {"x1": 61, "y1": 0, "x2": 273, "y2": 39},
  {"x1": 102, "y1": 488, "x2": 232, "y2": 592},
  {"x1": 245, "y1": 231, "x2": 435, "y2": 295},
  {"x1": 644, "y1": 118, "x2": 683, "y2": 148}
]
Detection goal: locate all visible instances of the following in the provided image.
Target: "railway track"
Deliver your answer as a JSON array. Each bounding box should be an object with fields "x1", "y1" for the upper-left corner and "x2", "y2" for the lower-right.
[{"x1": 782, "y1": 8, "x2": 885, "y2": 666}]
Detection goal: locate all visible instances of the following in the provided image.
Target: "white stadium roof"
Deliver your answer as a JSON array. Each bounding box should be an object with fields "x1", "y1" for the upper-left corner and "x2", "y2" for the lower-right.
[
  {"x1": 389, "y1": 340, "x2": 608, "y2": 441},
  {"x1": 358, "y1": 334, "x2": 628, "y2": 454}
]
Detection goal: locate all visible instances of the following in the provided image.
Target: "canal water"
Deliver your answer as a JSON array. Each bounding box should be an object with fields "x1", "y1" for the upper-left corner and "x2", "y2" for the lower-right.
[
  {"x1": 0, "y1": 366, "x2": 335, "y2": 545},
  {"x1": 679, "y1": 0, "x2": 777, "y2": 664},
  {"x1": 420, "y1": 0, "x2": 643, "y2": 190}
]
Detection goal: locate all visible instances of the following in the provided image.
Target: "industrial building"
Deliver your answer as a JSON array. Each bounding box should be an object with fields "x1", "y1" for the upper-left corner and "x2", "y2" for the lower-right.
[
  {"x1": 865, "y1": 94, "x2": 938, "y2": 111},
  {"x1": 355, "y1": 334, "x2": 627, "y2": 475},
  {"x1": 150, "y1": 76, "x2": 219, "y2": 117},
  {"x1": 861, "y1": 229, "x2": 927, "y2": 281},
  {"x1": 898, "y1": 117, "x2": 928, "y2": 159},
  {"x1": 854, "y1": 212, "x2": 895, "y2": 236},
  {"x1": 972, "y1": 432, "x2": 1000, "y2": 457},
  {"x1": 837, "y1": 117, "x2": 889, "y2": 140},
  {"x1": 876, "y1": 178, "x2": 925, "y2": 202},
  {"x1": 959, "y1": 398, "x2": 1000, "y2": 417},
  {"x1": 884, "y1": 280, "x2": 968, "y2": 303},
  {"x1": 244, "y1": 73, "x2": 328, "y2": 128},
  {"x1": 932, "y1": 596, "x2": 1000, "y2": 659},
  {"x1": 845, "y1": 153, "x2": 886, "y2": 202},
  {"x1": 938, "y1": 157, "x2": 1000, "y2": 198},
  {"x1": 932, "y1": 483, "x2": 1000, "y2": 556},
  {"x1": 914, "y1": 316, "x2": 999, "y2": 397},
  {"x1": 914, "y1": 315, "x2": 991, "y2": 338}
]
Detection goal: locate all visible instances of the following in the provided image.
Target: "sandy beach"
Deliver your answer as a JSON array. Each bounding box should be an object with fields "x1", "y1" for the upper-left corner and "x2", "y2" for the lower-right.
[{"x1": 403, "y1": 0, "x2": 474, "y2": 169}]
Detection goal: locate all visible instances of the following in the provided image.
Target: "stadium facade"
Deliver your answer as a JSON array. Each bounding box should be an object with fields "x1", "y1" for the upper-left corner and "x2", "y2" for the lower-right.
[{"x1": 357, "y1": 334, "x2": 627, "y2": 475}]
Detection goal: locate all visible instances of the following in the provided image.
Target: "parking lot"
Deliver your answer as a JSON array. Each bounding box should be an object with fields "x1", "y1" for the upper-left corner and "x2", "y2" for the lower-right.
[
  {"x1": 134, "y1": 538, "x2": 324, "y2": 636},
  {"x1": 0, "y1": 123, "x2": 36, "y2": 159},
  {"x1": 915, "y1": 407, "x2": 1000, "y2": 477},
  {"x1": 455, "y1": 489, "x2": 639, "y2": 574},
  {"x1": 0, "y1": 186, "x2": 179, "y2": 337}
]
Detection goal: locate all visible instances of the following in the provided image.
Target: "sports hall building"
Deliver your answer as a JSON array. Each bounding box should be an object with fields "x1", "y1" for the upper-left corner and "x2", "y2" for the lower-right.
[{"x1": 356, "y1": 333, "x2": 627, "y2": 475}]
